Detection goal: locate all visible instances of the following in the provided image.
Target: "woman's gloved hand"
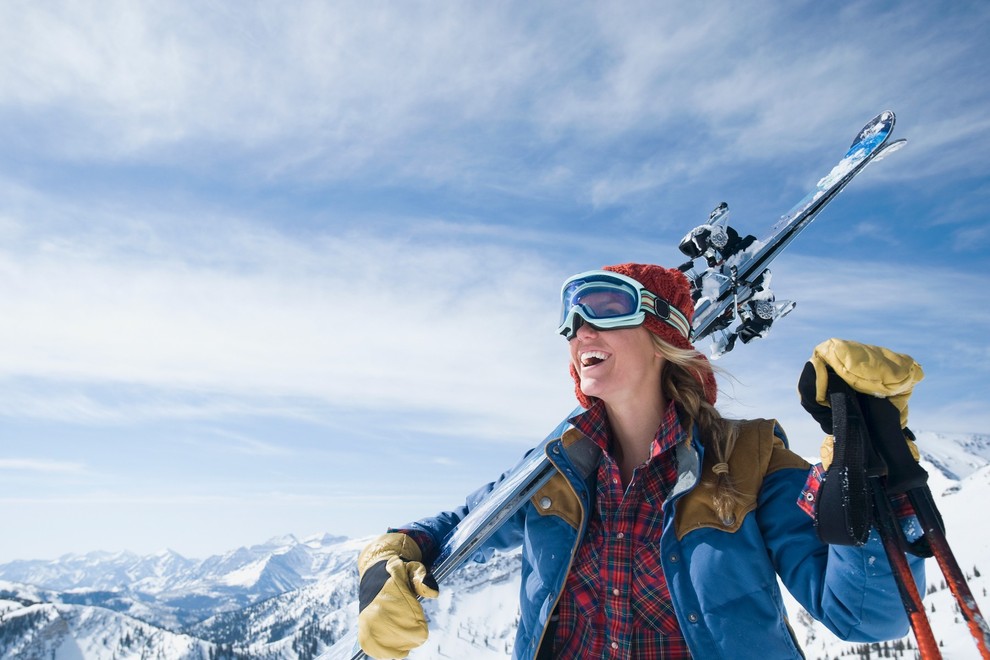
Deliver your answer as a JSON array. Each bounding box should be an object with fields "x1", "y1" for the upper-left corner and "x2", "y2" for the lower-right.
[
  {"x1": 358, "y1": 532, "x2": 439, "y2": 659},
  {"x1": 798, "y1": 338, "x2": 924, "y2": 468}
]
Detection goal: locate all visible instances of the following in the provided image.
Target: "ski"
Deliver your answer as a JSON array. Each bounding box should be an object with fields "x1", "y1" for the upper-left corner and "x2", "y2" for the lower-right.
[
  {"x1": 678, "y1": 110, "x2": 907, "y2": 357},
  {"x1": 320, "y1": 421, "x2": 599, "y2": 660}
]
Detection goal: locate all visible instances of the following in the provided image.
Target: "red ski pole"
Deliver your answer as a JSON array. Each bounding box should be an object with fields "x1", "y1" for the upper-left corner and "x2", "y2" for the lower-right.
[
  {"x1": 870, "y1": 476, "x2": 942, "y2": 659},
  {"x1": 908, "y1": 487, "x2": 990, "y2": 659}
]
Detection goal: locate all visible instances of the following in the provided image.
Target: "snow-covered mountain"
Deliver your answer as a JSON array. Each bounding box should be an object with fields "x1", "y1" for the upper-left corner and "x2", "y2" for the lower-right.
[
  {"x1": 912, "y1": 431, "x2": 990, "y2": 480},
  {"x1": 0, "y1": 597, "x2": 215, "y2": 660},
  {"x1": 0, "y1": 532, "x2": 364, "y2": 659},
  {"x1": 2, "y1": 434, "x2": 988, "y2": 659},
  {"x1": 0, "y1": 533, "x2": 350, "y2": 595}
]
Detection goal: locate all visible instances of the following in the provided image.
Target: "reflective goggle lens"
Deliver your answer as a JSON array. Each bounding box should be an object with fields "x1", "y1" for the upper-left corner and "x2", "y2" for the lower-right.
[{"x1": 562, "y1": 283, "x2": 639, "y2": 321}]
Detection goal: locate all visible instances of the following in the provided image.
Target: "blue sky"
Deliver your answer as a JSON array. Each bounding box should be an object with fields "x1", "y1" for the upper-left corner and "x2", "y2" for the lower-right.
[{"x1": 1, "y1": 1, "x2": 988, "y2": 563}]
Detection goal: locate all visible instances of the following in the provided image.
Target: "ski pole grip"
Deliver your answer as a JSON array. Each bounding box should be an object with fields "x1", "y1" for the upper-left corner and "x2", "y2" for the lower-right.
[{"x1": 858, "y1": 394, "x2": 929, "y2": 494}]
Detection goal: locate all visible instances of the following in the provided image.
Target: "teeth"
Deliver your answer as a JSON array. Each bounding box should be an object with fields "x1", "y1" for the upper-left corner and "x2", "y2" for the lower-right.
[{"x1": 580, "y1": 351, "x2": 609, "y2": 367}]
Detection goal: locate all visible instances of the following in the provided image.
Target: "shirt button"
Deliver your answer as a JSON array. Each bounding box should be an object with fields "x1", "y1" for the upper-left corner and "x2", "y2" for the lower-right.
[
  {"x1": 611, "y1": 641, "x2": 619, "y2": 649},
  {"x1": 669, "y1": 554, "x2": 679, "y2": 563},
  {"x1": 688, "y1": 612, "x2": 699, "y2": 623},
  {"x1": 612, "y1": 588, "x2": 620, "y2": 596},
  {"x1": 616, "y1": 532, "x2": 624, "y2": 539}
]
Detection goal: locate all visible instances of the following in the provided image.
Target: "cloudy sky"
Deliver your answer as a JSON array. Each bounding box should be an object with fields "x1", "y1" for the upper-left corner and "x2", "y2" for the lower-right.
[{"x1": 1, "y1": 1, "x2": 988, "y2": 563}]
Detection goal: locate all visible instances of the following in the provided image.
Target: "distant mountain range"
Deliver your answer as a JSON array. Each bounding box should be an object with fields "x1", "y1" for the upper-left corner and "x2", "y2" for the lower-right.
[{"x1": 2, "y1": 433, "x2": 988, "y2": 659}]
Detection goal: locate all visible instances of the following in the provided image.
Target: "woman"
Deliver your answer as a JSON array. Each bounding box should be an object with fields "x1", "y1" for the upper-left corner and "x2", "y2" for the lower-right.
[{"x1": 356, "y1": 263, "x2": 925, "y2": 659}]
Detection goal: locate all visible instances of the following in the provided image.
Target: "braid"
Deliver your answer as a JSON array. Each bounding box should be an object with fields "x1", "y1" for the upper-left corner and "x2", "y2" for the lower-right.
[{"x1": 652, "y1": 337, "x2": 741, "y2": 524}]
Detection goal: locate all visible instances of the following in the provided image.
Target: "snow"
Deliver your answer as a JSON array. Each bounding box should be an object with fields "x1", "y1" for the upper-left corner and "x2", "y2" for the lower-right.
[
  {"x1": 220, "y1": 557, "x2": 270, "y2": 588},
  {"x1": 915, "y1": 431, "x2": 990, "y2": 481},
  {"x1": 412, "y1": 552, "x2": 521, "y2": 658},
  {"x1": 816, "y1": 148, "x2": 863, "y2": 189},
  {"x1": 0, "y1": 596, "x2": 225, "y2": 659}
]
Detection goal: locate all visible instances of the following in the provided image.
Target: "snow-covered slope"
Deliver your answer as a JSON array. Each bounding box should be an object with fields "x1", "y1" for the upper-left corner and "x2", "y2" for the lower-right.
[
  {"x1": 913, "y1": 431, "x2": 990, "y2": 480},
  {"x1": 0, "y1": 597, "x2": 215, "y2": 660},
  {"x1": 186, "y1": 537, "x2": 366, "y2": 657},
  {"x1": 0, "y1": 534, "x2": 362, "y2": 658}
]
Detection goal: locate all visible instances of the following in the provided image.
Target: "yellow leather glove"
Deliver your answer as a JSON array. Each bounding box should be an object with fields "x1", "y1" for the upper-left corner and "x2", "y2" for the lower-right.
[
  {"x1": 799, "y1": 338, "x2": 924, "y2": 469},
  {"x1": 357, "y1": 532, "x2": 439, "y2": 659}
]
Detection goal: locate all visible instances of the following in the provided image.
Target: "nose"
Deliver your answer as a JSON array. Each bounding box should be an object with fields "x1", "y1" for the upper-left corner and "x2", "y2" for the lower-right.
[{"x1": 573, "y1": 319, "x2": 599, "y2": 339}]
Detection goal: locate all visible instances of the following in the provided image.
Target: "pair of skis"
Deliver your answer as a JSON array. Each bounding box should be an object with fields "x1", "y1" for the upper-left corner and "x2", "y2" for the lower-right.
[{"x1": 323, "y1": 112, "x2": 987, "y2": 660}]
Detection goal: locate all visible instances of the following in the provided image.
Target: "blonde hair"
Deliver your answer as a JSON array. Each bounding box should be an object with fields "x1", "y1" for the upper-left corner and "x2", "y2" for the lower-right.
[{"x1": 651, "y1": 335, "x2": 741, "y2": 524}]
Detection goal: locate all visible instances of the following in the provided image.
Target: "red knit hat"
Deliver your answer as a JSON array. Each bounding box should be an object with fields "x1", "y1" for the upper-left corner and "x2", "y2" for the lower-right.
[{"x1": 569, "y1": 262, "x2": 718, "y2": 407}]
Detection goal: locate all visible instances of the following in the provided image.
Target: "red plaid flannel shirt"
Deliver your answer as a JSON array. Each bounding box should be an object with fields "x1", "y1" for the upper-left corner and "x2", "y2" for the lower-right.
[{"x1": 551, "y1": 401, "x2": 690, "y2": 659}]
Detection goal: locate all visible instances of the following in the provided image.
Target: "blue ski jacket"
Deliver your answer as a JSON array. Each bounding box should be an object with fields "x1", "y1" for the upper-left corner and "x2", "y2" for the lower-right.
[{"x1": 402, "y1": 417, "x2": 925, "y2": 659}]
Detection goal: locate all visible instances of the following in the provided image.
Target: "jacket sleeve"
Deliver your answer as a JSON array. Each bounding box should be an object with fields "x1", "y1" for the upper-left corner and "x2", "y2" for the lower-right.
[{"x1": 756, "y1": 463, "x2": 926, "y2": 642}]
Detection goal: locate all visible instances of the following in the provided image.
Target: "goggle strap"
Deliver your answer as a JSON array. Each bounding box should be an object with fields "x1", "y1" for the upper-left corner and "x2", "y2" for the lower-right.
[{"x1": 641, "y1": 291, "x2": 691, "y2": 339}]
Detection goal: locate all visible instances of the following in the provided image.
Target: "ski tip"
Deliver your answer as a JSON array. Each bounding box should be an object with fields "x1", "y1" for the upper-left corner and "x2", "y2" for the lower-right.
[
  {"x1": 846, "y1": 110, "x2": 896, "y2": 156},
  {"x1": 850, "y1": 110, "x2": 896, "y2": 150},
  {"x1": 873, "y1": 110, "x2": 896, "y2": 127}
]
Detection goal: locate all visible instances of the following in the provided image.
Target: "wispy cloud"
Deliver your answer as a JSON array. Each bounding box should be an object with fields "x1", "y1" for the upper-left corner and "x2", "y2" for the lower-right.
[
  {"x1": 0, "y1": 458, "x2": 85, "y2": 473},
  {"x1": 0, "y1": 191, "x2": 574, "y2": 439},
  {"x1": 200, "y1": 430, "x2": 295, "y2": 457},
  {"x1": 1, "y1": 1, "x2": 986, "y2": 198}
]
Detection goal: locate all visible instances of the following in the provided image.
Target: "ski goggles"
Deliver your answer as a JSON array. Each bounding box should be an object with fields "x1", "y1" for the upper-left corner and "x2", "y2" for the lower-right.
[{"x1": 557, "y1": 270, "x2": 692, "y2": 341}]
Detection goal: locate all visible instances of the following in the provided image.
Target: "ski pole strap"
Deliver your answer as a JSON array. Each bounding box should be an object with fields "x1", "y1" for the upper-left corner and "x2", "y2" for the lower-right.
[{"x1": 815, "y1": 372, "x2": 873, "y2": 546}]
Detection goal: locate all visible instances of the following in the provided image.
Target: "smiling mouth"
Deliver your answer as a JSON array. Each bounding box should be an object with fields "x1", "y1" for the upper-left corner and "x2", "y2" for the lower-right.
[{"x1": 580, "y1": 351, "x2": 610, "y2": 367}]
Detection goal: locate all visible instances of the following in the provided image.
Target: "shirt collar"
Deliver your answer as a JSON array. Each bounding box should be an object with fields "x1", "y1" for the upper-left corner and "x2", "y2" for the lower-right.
[{"x1": 568, "y1": 398, "x2": 686, "y2": 459}]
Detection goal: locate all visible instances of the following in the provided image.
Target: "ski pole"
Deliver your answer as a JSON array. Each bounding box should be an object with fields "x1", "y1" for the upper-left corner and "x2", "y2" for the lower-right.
[
  {"x1": 869, "y1": 474, "x2": 942, "y2": 659},
  {"x1": 907, "y1": 486, "x2": 990, "y2": 658},
  {"x1": 855, "y1": 391, "x2": 990, "y2": 659}
]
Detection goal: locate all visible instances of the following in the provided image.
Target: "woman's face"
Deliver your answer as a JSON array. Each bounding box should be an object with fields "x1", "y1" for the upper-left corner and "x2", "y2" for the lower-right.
[{"x1": 569, "y1": 322, "x2": 665, "y2": 407}]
